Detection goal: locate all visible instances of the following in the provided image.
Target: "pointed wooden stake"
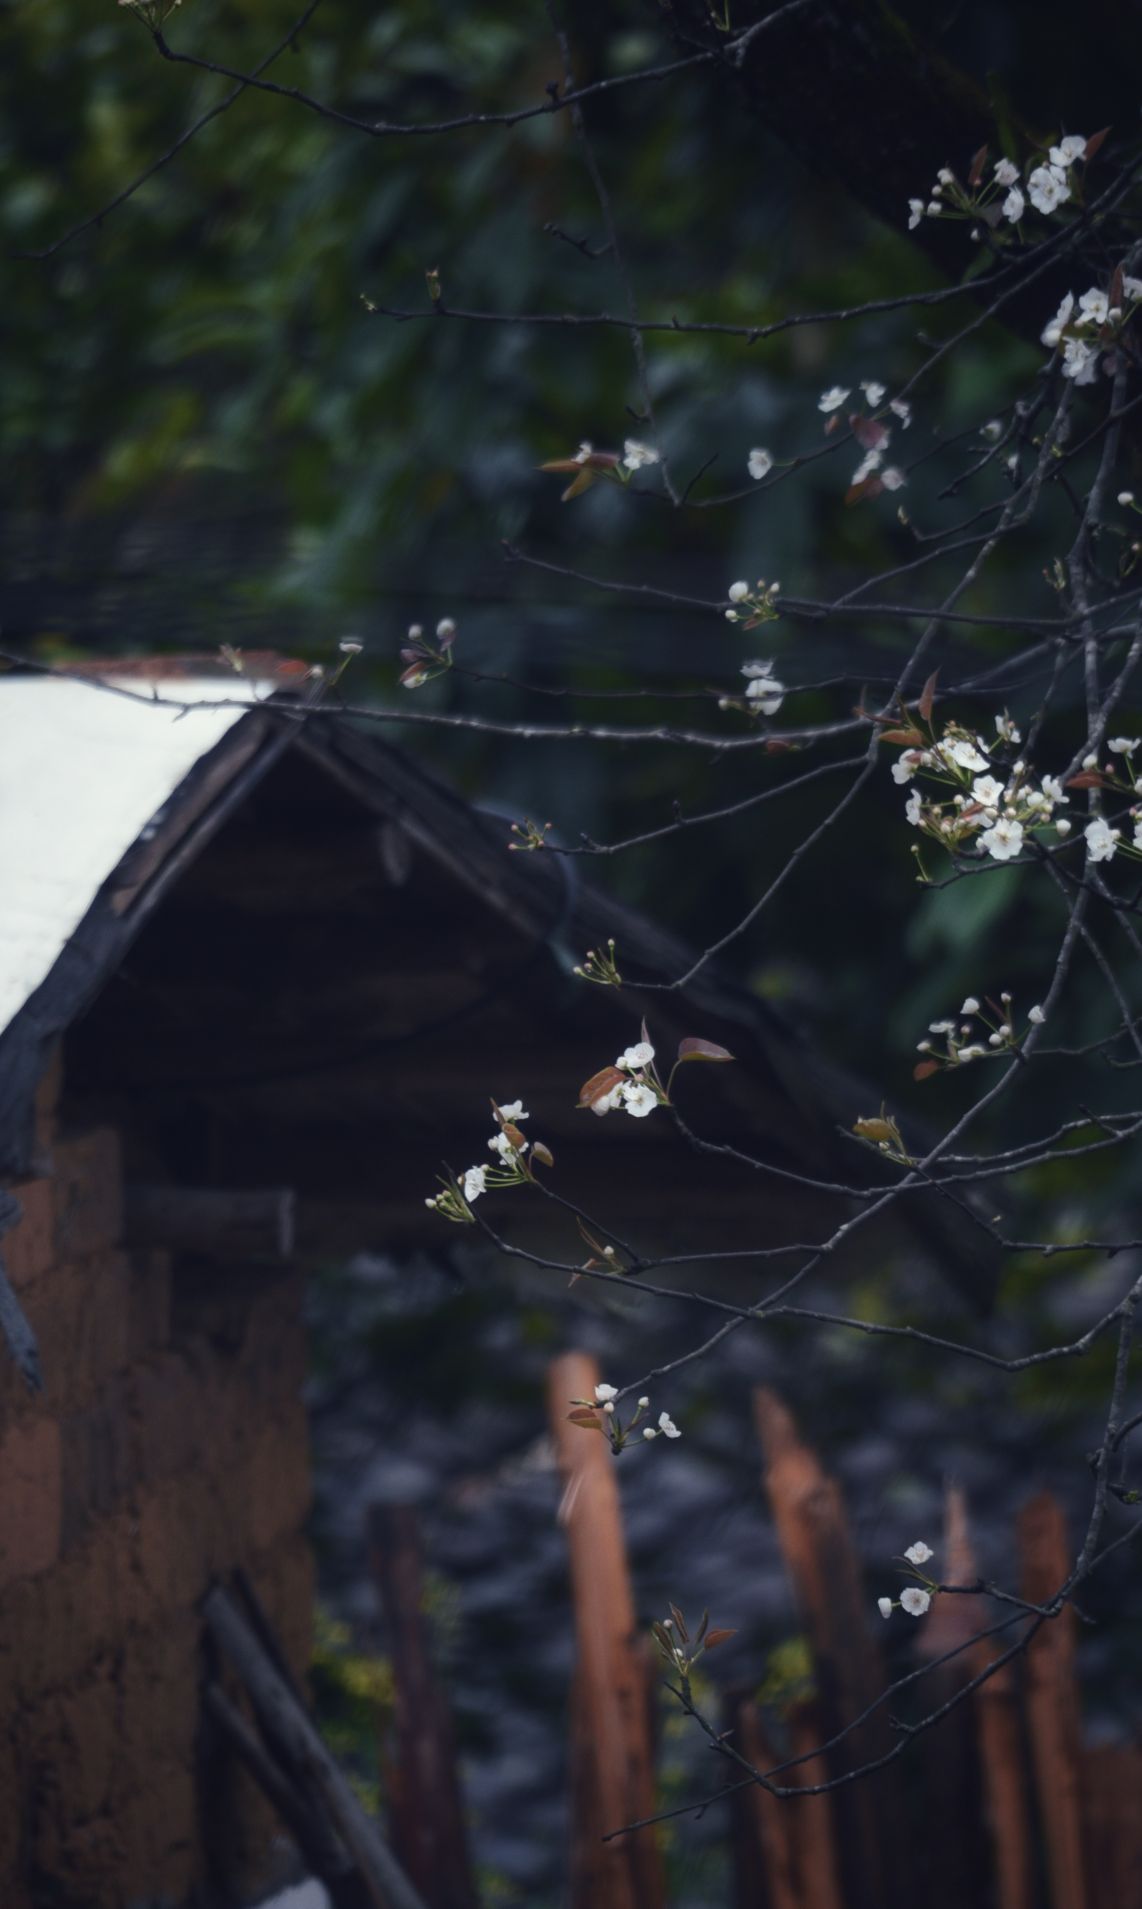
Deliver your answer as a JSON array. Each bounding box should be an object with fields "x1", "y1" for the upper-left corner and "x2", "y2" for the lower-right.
[{"x1": 549, "y1": 1352, "x2": 664, "y2": 1909}]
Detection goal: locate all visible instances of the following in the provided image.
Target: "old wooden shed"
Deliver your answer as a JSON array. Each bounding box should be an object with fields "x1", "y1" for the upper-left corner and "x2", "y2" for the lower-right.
[{"x1": 0, "y1": 663, "x2": 980, "y2": 1907}]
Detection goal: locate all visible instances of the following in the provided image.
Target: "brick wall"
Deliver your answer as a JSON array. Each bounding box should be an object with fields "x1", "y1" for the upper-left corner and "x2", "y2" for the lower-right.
[{"x1": 0, "y1": 1070, "x2": 315, "y2": 1909}]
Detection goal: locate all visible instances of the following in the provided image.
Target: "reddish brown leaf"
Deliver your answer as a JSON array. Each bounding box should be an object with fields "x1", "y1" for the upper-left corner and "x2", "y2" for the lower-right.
[
  {"x1": 567, "y1": 1409, "x2": 601, "y2": 1429},
  {"x1": 676, "y1": 1037, "x2": 735, "y2": 1064},
  {"x1": 913, "y1": 1059, "x2": 941, "y2": 1082},
  {"x1": 1065, "y1": 771, "x2": 1108, "y2": 789},
  {"x1": 968, "y1": 142, "x2": 989, "y2": 188},
  {"x1": 918, "y1": 669, "x2": 939, "y2": 723},
  {"x1": 577, "y1": 1064, "x2": 625, "y2": 1109},
  {"x1": 850, "y1": 414, "x2": 889, "y2": 451},
  {"x1": 399, "y1": 663, "x2": 429, "y2": 687},
  {"x1": 764, "y1": 738, "x2": 797, "y2": 753},
  {"x1": 1084, "y1": 126, "x2": 1111, "y2": 164},
  {"x1": 560, "y1": 467, "x2": 596, "y2": 502},
  {"x1": 845, "y1": 475, "x2": 884, "y2": 506},
  {"x1": 669, "y1": 1603, "x2": 689, "y2": 1642},
  {"x1": 702, "y1": 1628, "x2": 737, "y2": 1651},
  {"x1": 1109, "y1": 264, "x2": 1124, "y2": 313},
  {"x1": 878, "y1": 727, "x2": 925, "y2": 747},
  {"x1": 531, "y1": 1141, "x2": 554, "y2": 1168}
]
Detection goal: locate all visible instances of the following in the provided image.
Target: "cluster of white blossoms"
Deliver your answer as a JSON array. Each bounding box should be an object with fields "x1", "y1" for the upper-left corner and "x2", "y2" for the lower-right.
[
  {"x1": 890, "y1": 715, "x2": 1142, "y2": 868},
  {"x1": 877, "y1": 1541, "x2": 936, "y2": 1620},
  {"x1": 906, "y1": 133, "x2": 1096, "y2": 237},
  {"x1": 399, "y1": 616, "x2": 457, "y2": 690},
  {"x1": 817, "y1": 381, "x2": 910, "y2": 495},
  {"x1": 568, "y1": 1381, "x2": 681, "y2": 1453},
  {"x1": 724, "y1": 577, "x2": 782, "y2": 629},
  {"x1": 585, "y1": 1041, "x2": 664, "y2": 1119},
  {"x1": 425, "y1": 1100, "x2": 554, "y2": 1222},
  {"x1": 1041, "y1": 276, "x2": 1142, "y2": 386},
  {"x1": 539, "y1": 437, "x2": 659, "y2": 500},
  {"x1": 578, "y1": 1029, "x2": 733, "y2": 1118},
  {"x1": 915, "y1": 992, "x2": 1045, "y2": 1079}
]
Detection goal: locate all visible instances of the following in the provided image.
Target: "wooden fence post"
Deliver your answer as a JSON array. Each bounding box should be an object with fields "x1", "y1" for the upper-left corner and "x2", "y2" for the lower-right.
[
  {"x1": 1019, "y1": 1491, "x2": 1087, "y2": 1909},
  {"x1": 753, "y1": 1388, "x2": 903, "y2": 1909},
  {"x1": 548, "y1": 1352, "x2": 665, "y2": 1909},
  {"x1": 911, "y1": 1485, "x2": 991, "y2": 1909},
  {"x1": 369, "y1": 1503, "x2": 479, "y2": 1909}
]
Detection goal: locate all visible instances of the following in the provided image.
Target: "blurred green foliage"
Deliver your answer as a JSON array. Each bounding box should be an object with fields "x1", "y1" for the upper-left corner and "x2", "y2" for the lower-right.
[{"x1": 3, "y1": 0, "x2": 1136, "y2": 1233}]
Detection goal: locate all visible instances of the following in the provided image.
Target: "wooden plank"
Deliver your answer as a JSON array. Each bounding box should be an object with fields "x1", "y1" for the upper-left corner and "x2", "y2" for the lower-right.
[
  {"x1": 125, "y1": 1184, "x2": 295, "y2": 1260},
  {"x1": 203, "y1": 1584, "x2": 428, "y2": 1909},
  {"x1": 1019, "y1": 1491, "x2": 1087, "y2": 1909},
  {"x1": 754, "y1": 1388, "x2": 903, "y2": 1909},
  {"x1": 726, "y1": 1695, "x2": 797, "y2": 1909},
  {"x1": 912, "y1": 1486, "x2": 990, "y2": 1909},
  {"x1": 368, "y1": 1504, "x2": 479, "y2": 1909},
  {"x1": 548, "y1": 1351, "x2": 665, "y2": 1909},
  {"x1": 1080, "y1": 1744, "x2": 1142, "y2": 1909},
  {"x1": 786, "y1": 1700, "x2": 845, "y2": 1909}
]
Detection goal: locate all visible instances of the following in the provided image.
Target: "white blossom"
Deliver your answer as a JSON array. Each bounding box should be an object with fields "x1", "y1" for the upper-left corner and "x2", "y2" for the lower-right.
[
  {"x1": 747, "y1": 447, "x2": 774, "y2": 481},
  {"x1": 1078, "y1": 287, "x2": 1110, "y2": 325},
  {"x1": 657, "y1": 1411, "x2": 681, "y2": 1438},
  {"x1": 488, "y1": 1131, "x2": 524, "y2": 1160},
  {"x1": 943, "y1": 735, "x2": 990, "y2": 773},
  {"x1": 982, "y1": 419, "x2": 1003, "y2": 443},
  {"x1": 818, "y1": 385, "x2": 851, "y2": 413},
  {"x1": 499, "y1": 1100, "x2": 528, "y2": 1121},
  {"x1": 1108, "y1": 737, "x2": 1136, "y2": 754},
  {"x1": 573, "y1": 442, "x2": 593, "y2": 464},
  {"x1": 889, "y1": 398, "x2": 912, "y2": 428},
  {"x1": 961, "y1": 996, "x2": 980, "y2": 1015},
  {"x1": 643, "y1": 1426, "x2": 658, "y2": 1440},
  {"x1": 592, "y1": 1085, "x2": 624, "y2": 1116},
  {"x1": 1085, "y1": 817, "x2": 1120, "y2": 861},
  {"x1": 1028, "y1": 1005, "x2": 1046, "y2": 1024},
  {"x1": 622, "y1": 1082, "x2": 658, "y2": 1118},
  {"x1": 994, "y1": 158, "x2": 1019, "y2": 187},
  {"x1": 881, "y1": 466, "x2": 906, "y2": 491},
  {"x1": 971, "y1": 775, "x2": 1006, "y2": 809},
  {"x1": 904, "y1": 1541, "x2": 933, "y2": 1566},
  {"x1": 638, "y1": 1397, "x2": 650, "y2": 1409},
  {"x1": 462, "y1": 1165, "x2": 488, "y2": 1202},
  {"x1": 436, "y1": 617, "x2": 456, "y2": 640},
  {"x1": 979, "y1": 816, "x2": 1025, "y2": 861},
  {"x1": 622, "y1": 438, "x2": 659, "y2": 470},
  {"x1": 900, "y1": 1587, "x2": 932, "y2": 1617},
  {"x1": 860, "y1": 380, "x2": 887, "y2": 407},
  {"x1": 617, "y1": 1041, "x2": 655, "y2": 1070},
  {"x1": 1119, "y1": 492, "x2": 1136, "y2": 507},
  {"x1": 877, "y1": 1596, "x2": 894, "y2": 1620},
  {"x1": 1041, "y1": 775, "x2": 1065, "y2": 804},
  {"x1": 995, "y1": 714, "x2": 1021, "y2": 742},
  {"x1": 907, "y1": 199, "x2": 924, "y2": 230},
  {"x1": 1062, "y1": 338, "x2": 1100, "y2": 384},
  {"x1": 595, "y1": 1382, "x2": 618, "y2": 1403},
  {"x1": 742, "y1": 660, "x2": 784, "y2": 714},
  {"x1": 1050, "y1": 134, "x2": 1087, "y2": 168},
  {"x1": 958, "y1": 1043, "x2": 987, "y2": 1060},
  {"x1": 1001, "y1": 185, "x2": 1025, "y2": 223},
  {"x1": 1041, "y1": 292, "x2": 1075, "y2": 348},
  {"x1": 851, "y1": 448, "x2": 884, "y2": 485},
  {"x1": 892, "y1": 750, "x2": 925, "y2": 785},
  {"x1": 905, "y1": 790, "x2": 923, "y2": 827},
  {"x1": 1123, "y1": 278, "x2": 1142, "y2": 303},
  {"x1": 728, "y1": 580, "x2": 751, "y2": 603},
  {"x1": 1056, "y1": 817, "x2": 1072, "y2": 836},
  {"x1": 1027, "y1": 164, "x2": 1069, "y2": 214}
]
